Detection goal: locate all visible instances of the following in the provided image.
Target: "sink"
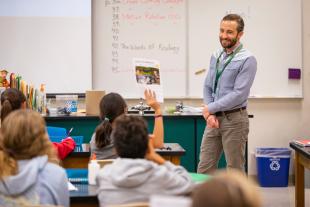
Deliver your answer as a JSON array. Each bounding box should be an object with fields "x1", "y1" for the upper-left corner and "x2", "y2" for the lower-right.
[{"x1": 127, "y1": 110, "x2": 155, "y2": 114}]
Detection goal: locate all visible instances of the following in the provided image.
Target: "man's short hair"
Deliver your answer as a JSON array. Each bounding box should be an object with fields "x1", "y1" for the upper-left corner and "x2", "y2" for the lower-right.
[
  {"x1": 112, "y1": 115, "x2": 149, "y2": 158},
  {"x1": 222, "y1": 14, "x2": 244, "y2": 33}
]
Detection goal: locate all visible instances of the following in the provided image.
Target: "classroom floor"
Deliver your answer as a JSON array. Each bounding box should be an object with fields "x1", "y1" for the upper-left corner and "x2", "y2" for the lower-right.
[{"x1": 260, "y1": 185, "x2": 310, "y2": 207}]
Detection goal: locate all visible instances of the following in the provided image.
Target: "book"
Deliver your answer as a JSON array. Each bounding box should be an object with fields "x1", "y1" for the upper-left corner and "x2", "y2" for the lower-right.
[{"x1": 293, "y1": 139, "x2": 310, "y2": 147}]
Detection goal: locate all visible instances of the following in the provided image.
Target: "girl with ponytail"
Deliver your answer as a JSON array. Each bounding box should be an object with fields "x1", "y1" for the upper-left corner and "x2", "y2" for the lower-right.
[
  {"x1": 1, "y1": 88, "x2": 26, "y2": 122},
  {"x1": 90, "y1": 90, "x2": 164, "y2": 159}
]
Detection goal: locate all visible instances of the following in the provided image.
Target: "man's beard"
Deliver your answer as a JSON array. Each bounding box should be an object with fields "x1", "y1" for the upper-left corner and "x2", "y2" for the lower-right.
[{"x1": 220, "y1": 37, "x2": 237, "y2": 49}]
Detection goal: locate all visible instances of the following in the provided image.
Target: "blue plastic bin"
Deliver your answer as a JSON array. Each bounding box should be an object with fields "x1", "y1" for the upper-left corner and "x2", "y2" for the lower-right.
[
  {"x1": 256, "y1": 148, "x2": 291, "y2": 187},
  {"x1": 66, "y1": 169, "x2": 88, "y2": 184}
]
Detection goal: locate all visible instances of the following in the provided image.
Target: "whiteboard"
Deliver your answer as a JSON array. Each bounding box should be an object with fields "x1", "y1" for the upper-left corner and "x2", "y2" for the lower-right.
[
  {"x1": 93, "y1": 0, "x2": 187, "y2": 98},
  {"x1": 188, "y1": 0, "x2": 302, "y2": 98},
  {"x1": 0, "y1": 0, "x2": 92, "y2": 93},
  {"x1": 94, "y1": 0, "x2": 302, "y2": 98}
]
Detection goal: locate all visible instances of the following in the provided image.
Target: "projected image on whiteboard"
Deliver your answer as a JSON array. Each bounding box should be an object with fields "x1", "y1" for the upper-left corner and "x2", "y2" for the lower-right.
[{"x1": 0, "y1": 0, "x2": 92, "y2": 93}]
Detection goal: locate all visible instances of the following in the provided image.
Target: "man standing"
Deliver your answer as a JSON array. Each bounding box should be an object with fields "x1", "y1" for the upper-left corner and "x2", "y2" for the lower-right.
[{"x1": 197, "y1": 14, "x2": 257, "y2": 173}]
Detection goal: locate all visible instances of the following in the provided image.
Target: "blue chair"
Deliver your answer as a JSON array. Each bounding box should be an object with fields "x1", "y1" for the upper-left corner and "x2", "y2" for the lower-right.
[{"x1": 46, "y1": 126, "x2": 67, "y2": 137}]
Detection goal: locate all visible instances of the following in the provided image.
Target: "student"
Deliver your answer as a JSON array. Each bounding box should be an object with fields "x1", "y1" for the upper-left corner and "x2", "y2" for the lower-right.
[
  {"x1": 96, "y1": 115, "x2": 193, "y2": 206},
  {"x1": 0, "y1": 88, "x2": 75, "y2": 159},
  {"x1": 191, "y1": 170, "x2": 262, "y2": 207},
  {"x1": 90, "y1": 89, "x2": 164, "y2": 159},
  {"x1": 0, "y1": 109, "x2": 69, "y2": 206}
]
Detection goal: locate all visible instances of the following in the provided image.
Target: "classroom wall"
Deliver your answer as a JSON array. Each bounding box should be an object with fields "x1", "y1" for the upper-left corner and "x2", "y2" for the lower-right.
[
  {"x1": 245, "y1": 0, "x2": 310, "y2": 176},
  {"x1": 93, "y1": 0, "x2": 310, "y2": 175}
]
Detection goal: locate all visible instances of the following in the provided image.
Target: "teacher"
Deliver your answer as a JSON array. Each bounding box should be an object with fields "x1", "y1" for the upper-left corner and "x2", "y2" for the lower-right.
[{"x1": 198, "y1": 14, "x2": 257, "y2": 173}]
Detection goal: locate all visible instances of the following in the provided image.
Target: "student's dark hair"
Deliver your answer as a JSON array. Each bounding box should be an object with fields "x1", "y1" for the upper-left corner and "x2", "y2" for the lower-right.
[
  {"x1": 95, "y1": 93, "x2": 127, "y2": 148},
  {"x1": 112, "y1": 115, "x2": 149, "y2": 159},
  {"x1": 1, "y1": 88, "x2": 26, "y2": 122},
  {"x1": 222, "y1": 14, "x2": 244, "y2": 33}
]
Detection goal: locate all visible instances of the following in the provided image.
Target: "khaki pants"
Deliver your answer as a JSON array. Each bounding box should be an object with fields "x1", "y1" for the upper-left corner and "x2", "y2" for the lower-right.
[{"x1": 197, "y1": 110, "x2": 249, "y2": 174}]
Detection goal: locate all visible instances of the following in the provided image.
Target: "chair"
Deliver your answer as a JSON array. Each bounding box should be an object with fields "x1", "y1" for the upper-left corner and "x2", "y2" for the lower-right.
[
  {"x1": 46, "y1": 126, "x2": 67, "y2": 137},
  {"x1": 71, "y1": 136, "x2": 83, "y2": 152}
]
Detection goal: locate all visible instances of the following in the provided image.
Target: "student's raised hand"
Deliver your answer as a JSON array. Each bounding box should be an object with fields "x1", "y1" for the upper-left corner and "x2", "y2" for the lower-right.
[{"x1": 144, "y1": 89, "x2": 160, "y2": 112}]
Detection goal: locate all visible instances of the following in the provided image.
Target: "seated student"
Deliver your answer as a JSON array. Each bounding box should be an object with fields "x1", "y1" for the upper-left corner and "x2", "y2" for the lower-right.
[
  {"x1": 90, "y1": 89, "x2": 164, "y2": 159},
  {"x1": 0, "y1": 109, "x2": 69, "y2": 206},
  {"x1": 96, "y1": 115, "x2": 194, "y2": 206},
  {"x1": 0, "y1": 88, "x2": 75, "y2": 159},
  {"x1": 191, "y1": 170, "x2": 262, "y2": 207}
]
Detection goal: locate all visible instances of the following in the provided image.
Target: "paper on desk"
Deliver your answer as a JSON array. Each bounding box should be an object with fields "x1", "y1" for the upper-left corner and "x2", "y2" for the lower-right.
[
  {"x1": 182, "y1": 106, "x2": 203, "y2": 113},
  {"x1": 68, "y1": 181, "x2": 78, "y2": 191},
  {"x1": 150, "y1": 195, "x2": 192, "y2": 207},
  {"x1": 133, "y1": 58, "x2": 164, "y2": 103}
]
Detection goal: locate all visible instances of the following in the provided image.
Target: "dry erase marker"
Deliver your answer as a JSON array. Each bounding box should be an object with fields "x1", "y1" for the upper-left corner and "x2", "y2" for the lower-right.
[{"x1": 195, "y1": 69, "x2": 206, "y2": 75}]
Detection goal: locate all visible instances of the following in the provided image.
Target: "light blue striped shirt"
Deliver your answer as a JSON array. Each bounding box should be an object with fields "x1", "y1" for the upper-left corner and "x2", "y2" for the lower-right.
[{"x1": 203, "y1": 44, "x2": 257, "y2": 114}]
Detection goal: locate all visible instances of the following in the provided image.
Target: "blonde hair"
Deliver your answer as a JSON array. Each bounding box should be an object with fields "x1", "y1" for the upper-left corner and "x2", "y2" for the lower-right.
[
  {"x1": 192, "y1": 170, "x2": 262, "y2": 207},
  {"x1": 0, "y1": 109, "x2": 58, "y2": 177}
]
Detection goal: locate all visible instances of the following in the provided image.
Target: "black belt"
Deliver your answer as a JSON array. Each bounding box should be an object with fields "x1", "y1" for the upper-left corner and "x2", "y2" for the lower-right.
[{"x1": 215, "y1": 107, "x2": 247, "y2": 117}]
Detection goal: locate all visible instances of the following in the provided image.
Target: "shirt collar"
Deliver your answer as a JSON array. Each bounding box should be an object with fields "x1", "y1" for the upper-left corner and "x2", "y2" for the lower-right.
[{"x1": 224, "y1": 42, "x2": 241, "y2": 55}]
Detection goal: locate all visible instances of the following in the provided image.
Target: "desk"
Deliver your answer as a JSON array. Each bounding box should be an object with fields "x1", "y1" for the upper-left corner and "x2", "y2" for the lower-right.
[
  {"x1": 62, "y1": 143, "x2": 185, "y2": 169},
  {"x1": 70, "y1": 184, "x2": 98, "y2": 207},
  {"x1": 290, "y1": 142, "x2": 310, "y2": 207}
]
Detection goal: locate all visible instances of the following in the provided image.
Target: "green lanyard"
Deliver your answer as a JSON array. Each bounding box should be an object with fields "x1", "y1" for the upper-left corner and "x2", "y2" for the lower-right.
[{"x1": 213, "y1": 44, "x2": 243, "y2": 93}]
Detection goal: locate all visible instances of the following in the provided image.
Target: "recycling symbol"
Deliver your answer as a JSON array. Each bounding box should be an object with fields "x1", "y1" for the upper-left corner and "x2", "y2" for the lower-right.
[{"x1": 270, "y1": 160, "x2": 280, "y2": 171}]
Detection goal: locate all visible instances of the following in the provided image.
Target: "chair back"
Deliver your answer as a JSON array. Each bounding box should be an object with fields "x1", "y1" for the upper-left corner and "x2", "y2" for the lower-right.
[{"x1": 46, "y1": 126, "x2": 67, "y2": 137}]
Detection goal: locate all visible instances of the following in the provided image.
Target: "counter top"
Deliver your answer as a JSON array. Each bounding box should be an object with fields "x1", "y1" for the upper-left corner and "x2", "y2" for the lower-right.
[{"x1": 44, "y1": 112, "x2": 203, "y2": 120}]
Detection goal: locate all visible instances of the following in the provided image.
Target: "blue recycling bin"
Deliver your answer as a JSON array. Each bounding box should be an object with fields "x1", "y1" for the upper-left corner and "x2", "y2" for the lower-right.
[{"x1": 256, "y1": 148, "x2": 291, "y2": 187}]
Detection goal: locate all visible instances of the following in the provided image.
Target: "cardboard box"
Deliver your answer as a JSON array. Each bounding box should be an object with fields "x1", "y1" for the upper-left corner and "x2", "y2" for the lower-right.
[{"x1": 85, "y1": 90, "x2": 105, "y2": 115}]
